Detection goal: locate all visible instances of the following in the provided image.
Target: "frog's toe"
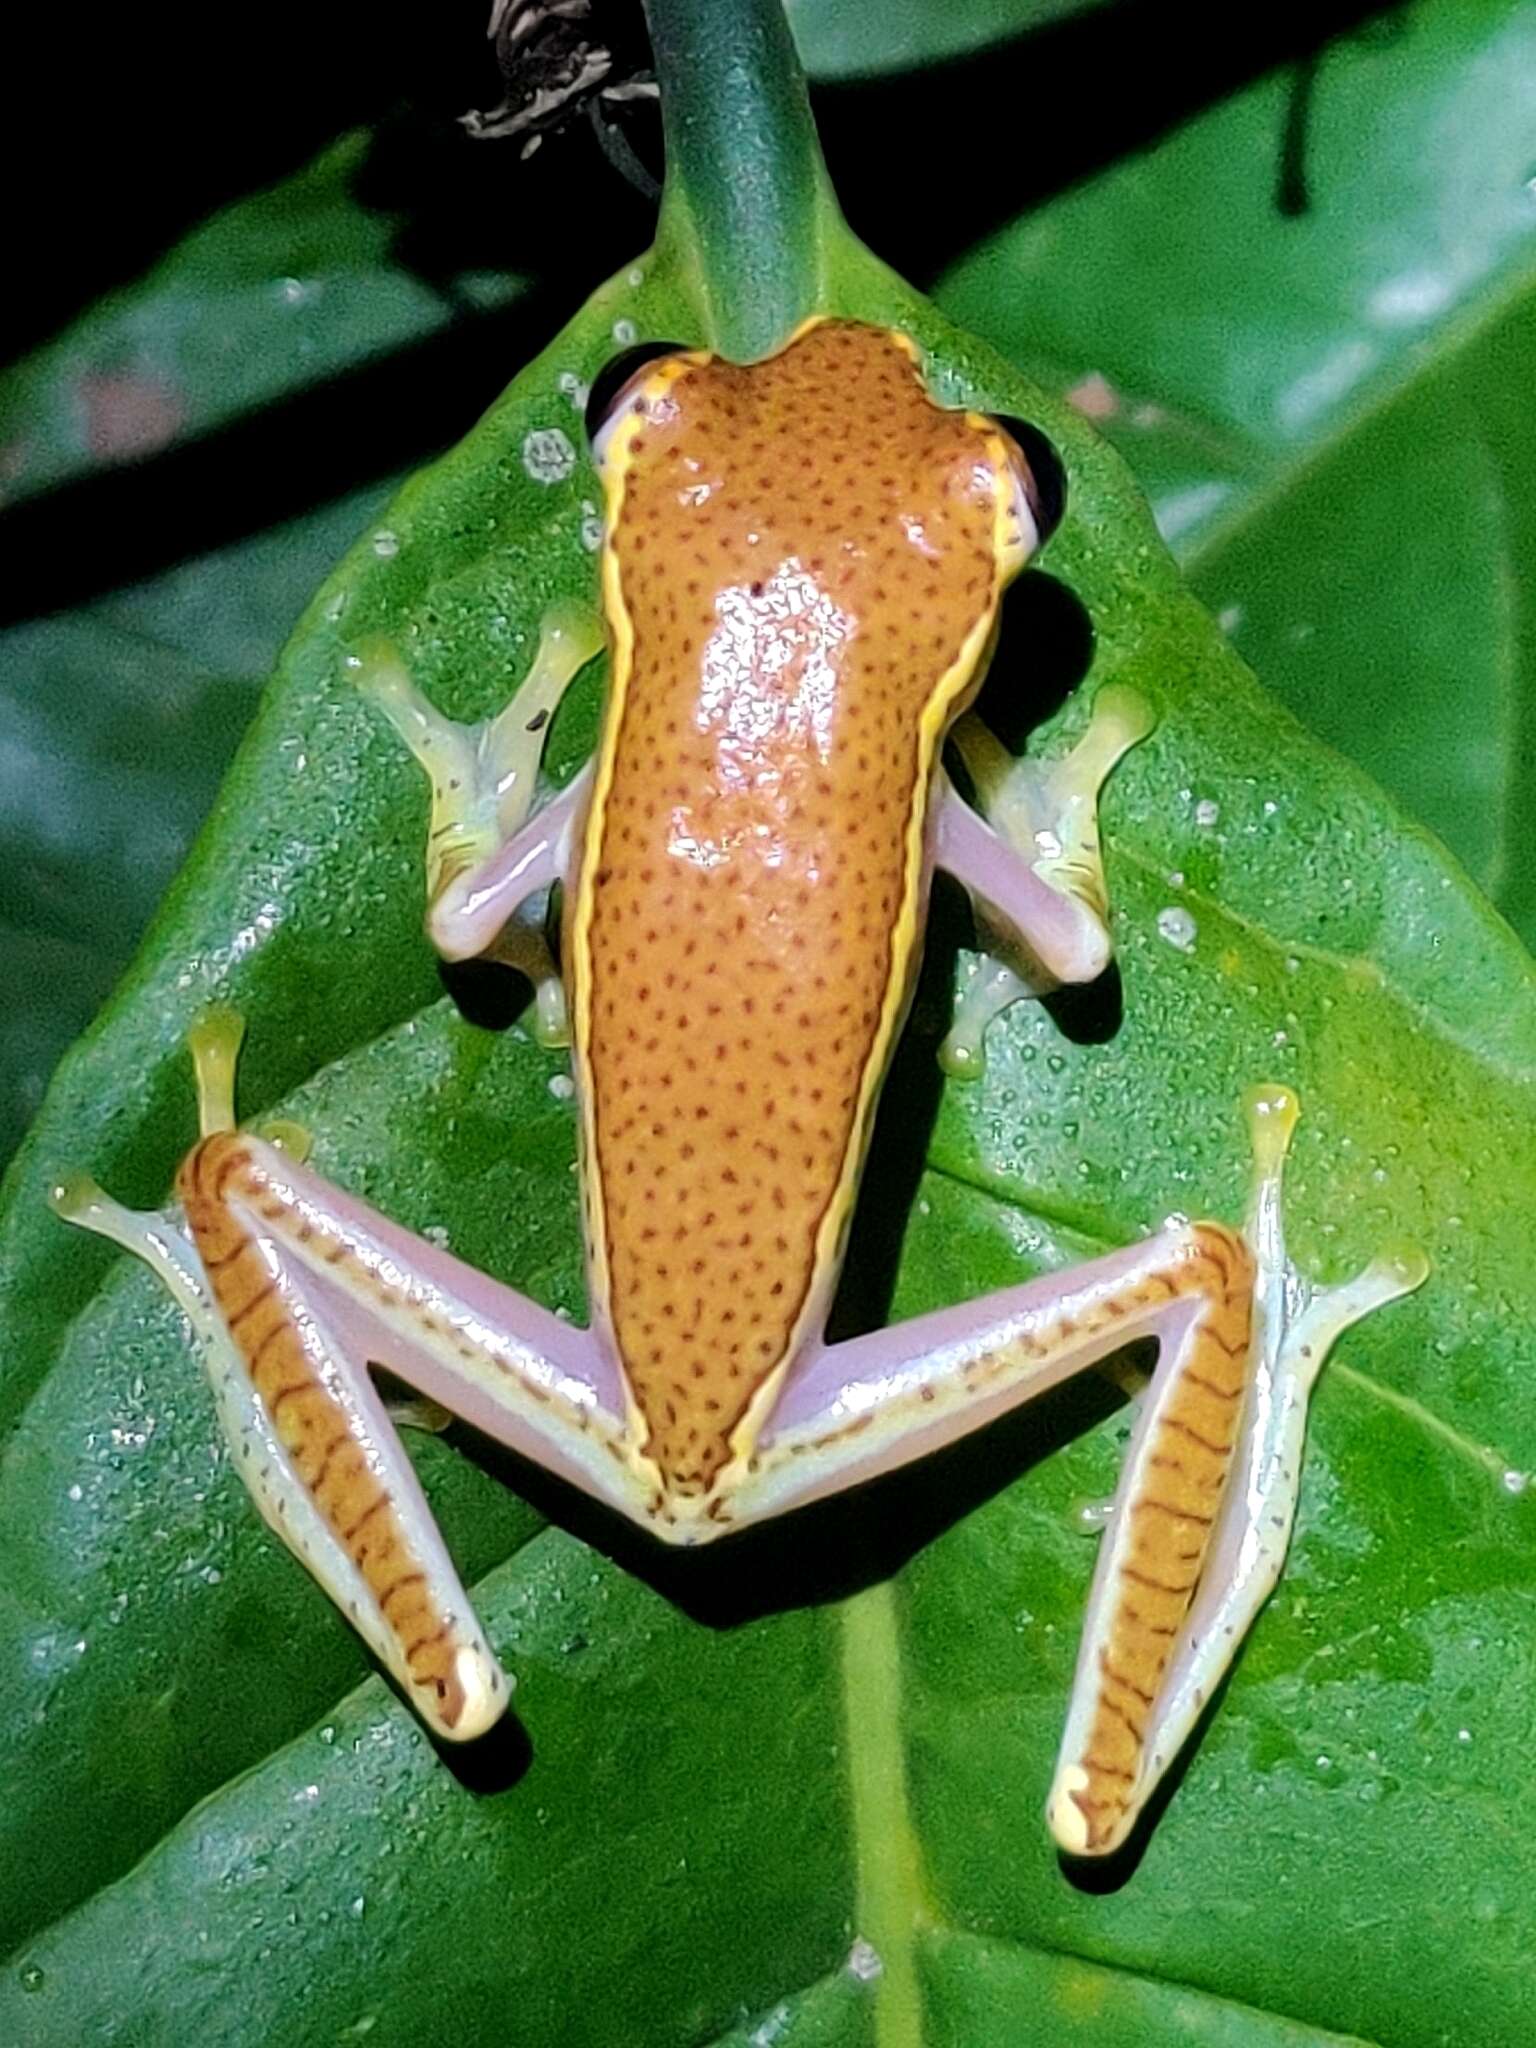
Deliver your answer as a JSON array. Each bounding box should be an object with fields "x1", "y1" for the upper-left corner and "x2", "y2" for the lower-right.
[
  {"x1": 187, "y1": 1004, "x2": 246, "y2": 1136},
  {"x1": 48, "y1": 1172, "x2": 191, "y2": 1271},
  {"x1": 254, "y1": 1117, "x2": 313, "y2": 1164}
]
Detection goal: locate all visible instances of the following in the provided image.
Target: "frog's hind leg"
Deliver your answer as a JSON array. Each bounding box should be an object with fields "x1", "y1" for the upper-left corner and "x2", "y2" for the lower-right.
[
  {"x1": 51, "y1": 1007, "x2": 654, "y2": 1740},
  {"x1": 724, "y1": 1086, "x2": 1425, "y2": 1855},
  {"x1": 352, "y1": 603, "x2": 601, "y2": 995},
  {"x1": 936, "y1": 683, "x2": 1152, "y2": 1075}
]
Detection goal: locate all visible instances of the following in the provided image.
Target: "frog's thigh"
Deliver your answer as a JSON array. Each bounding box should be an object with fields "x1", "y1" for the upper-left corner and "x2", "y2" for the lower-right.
[{"x1": 185, "y1": 1128, "x2": 657, "y2": 1624}]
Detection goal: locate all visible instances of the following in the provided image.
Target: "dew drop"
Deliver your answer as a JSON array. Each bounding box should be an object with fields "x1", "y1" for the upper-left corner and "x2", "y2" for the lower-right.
[
  {"x1": 522, "y1": 428, "x2": 577, "y2": 485},
  {"x1": 845, "y1": 1937, "x2": 884, "y2": 1982},
  {"x1": 1069, "y1": 1495, "x2": 1115, "y2": 1535},
  {"x1": 1156, "y1": 905, "x2": 1197, "y2": 952}
]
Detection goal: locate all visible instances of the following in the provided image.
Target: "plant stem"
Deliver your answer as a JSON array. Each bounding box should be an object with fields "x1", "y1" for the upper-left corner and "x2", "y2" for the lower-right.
[{"x1": 644, "y1": 0, "x2": 836, "y2": 359}]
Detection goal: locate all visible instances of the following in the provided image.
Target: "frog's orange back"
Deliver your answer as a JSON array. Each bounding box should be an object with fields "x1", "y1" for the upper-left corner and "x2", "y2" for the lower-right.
[{"x1": 569, "y1": 320, "x2": 1022, "y2": 1500}]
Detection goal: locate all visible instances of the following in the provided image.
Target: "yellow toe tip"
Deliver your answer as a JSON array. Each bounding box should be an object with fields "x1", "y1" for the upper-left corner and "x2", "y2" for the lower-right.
[
  {"x1": 1376, "y1": 1239, "x2": 1431, "y2": 1292},
  {"x1": 937, "y1": 1034, "x2": 986, "y2": 1081},
  {"x1": 187, "y1": 1006, "x2": 245, "y2": 1136},
  {"x1": 256, "y1": 1118, "x2": 313, "y2": 1164},
  {"x1": 1242, "y1": 1081, "x2": 1300, "y2": 1166},
  {"x1": 47, "y1": 1171, "x2": 104, "y2": 1222},
  {"x1": 1093, "y1": 683, "x2": 1157, "y2": 746},
  {"x1": 538, "y1": 599, "x2": 606, "y2": 667},
  {"x1": 346, "y1": 635, "x2": 411, "y2": 700},
  {"x1": 187, "y1": 1003, "x2": 245, "y2": 1056}
]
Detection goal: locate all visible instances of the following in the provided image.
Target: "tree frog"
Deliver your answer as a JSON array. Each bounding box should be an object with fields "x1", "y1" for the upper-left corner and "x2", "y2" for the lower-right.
[{"x1": 53, "y1": 318, "x2": 1425, "y2": 1856}]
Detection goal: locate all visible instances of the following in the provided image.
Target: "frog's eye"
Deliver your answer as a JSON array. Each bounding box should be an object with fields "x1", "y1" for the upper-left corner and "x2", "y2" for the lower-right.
[
  {"x1": 584, "y1": 341, "x2": 689, "y2": 450},
  {"x1": 990, "y1": 415, "x2": 1067, "y2": 553}
]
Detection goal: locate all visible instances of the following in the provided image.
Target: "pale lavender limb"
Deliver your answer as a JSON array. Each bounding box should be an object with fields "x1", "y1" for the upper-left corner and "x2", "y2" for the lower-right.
[
  {"x1": 933, "y1": 772, "x2": 1111, "y2": 988},
  {"x1": 430, "y1": 762, "x2": 592, "y2": 962}
]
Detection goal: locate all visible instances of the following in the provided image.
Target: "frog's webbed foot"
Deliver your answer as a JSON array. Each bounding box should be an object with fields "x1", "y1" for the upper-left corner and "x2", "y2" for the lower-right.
[
  {"x1": 50, "y1": 1008, "x2": 651, "y2": 1741},
  {"x1": 936, "y1": 684, "x2": 1153, "y2": 1076},
  {"x1": 351, "y1": 602, "x2": 602, "y2": 977},
  {"x1": 726, "y1": 1085, "x2": 1425, "y2": 1855}
]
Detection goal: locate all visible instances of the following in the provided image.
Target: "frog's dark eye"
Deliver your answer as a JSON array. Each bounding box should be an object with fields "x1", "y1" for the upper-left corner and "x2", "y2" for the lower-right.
[
  {"x1": 584, "y1": 341, "x2": 690, "y2": 445},
  {"x1": 990, "y1": 415, "x2": 1067, "y2": 550}
]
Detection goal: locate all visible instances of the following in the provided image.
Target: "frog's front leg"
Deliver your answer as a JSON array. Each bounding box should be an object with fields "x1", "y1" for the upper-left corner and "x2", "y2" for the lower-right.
[
  {"x1": 726, "y1": 1087, "x2": 1425, "y2": 1856},
  {"x1": 936, "y1": 682, "x2": 1153, "y2": 1075},
  {"x1": 51, "y1": 1009, "x2": 654, "y2": 1741},
  {"x1": 351, "y1": 603, "x2": 603, "y2": 1037}
]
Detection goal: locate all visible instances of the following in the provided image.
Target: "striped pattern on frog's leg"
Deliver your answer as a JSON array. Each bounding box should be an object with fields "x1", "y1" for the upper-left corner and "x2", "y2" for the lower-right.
[
  {"x1": 735, "y1": 1214, "x2": 1261, "y2": 1834},
  {"x1": 179, "y1": 1130, "x2": 513, "y2": 1737},
  {"x1": 55, "y1": 1151, "x2": 510, "y2": 1740},
  {"x1": 51, "y1": 1009, "x2": 656, "y2": 1742},
  {"x1": 1049, "y1": 1090, "x2": 1427, "y2": 1855},
  {"x1": 729, "y1": 1085, "x2": 1425, "y2": 1856}
]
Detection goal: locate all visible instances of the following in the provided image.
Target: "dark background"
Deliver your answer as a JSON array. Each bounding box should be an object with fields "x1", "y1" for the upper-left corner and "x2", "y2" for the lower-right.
[{"x1": 2, "y1": 0, "x2": 1400, "y2": 602}]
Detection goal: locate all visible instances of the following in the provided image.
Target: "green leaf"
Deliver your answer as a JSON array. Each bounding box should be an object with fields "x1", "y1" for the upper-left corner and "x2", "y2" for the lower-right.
[
  {"x1": 4, "y1": 3, "x2": 1536, "y2": 2044},
  {"x1": 934, "y1": 0, "x2": 1536, "y2": 942},
  {"x1": 0, "y1": 482, "x2": 396, "y2": 1163},
  {"x1": 787, "y1": 0, "x2": 1107, "y2": 79},
  {"x1": 0, "y1": 132, "x2": 536, "y2": 1163},
  {"x1": 0, "y1": 133, "x2": 488, "y2": 510}
]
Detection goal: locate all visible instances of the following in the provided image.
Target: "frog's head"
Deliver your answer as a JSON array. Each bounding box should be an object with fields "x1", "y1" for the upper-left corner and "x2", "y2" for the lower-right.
[{"x1": 582, "y1": 318, "x2": 1066, "y2": 602}]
